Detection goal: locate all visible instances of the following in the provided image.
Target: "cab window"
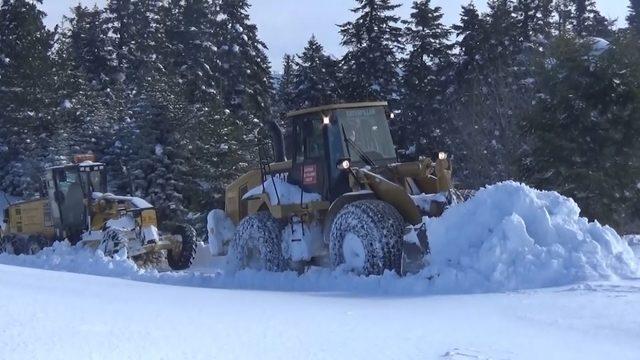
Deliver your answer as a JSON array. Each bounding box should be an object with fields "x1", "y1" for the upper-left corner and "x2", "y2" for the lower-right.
[
  {"x1": 82, "y1": 170, "x2": 107, "y2": 194},
  {"x1": 56, "y1": 168, "x2": 80, "y2": 196},
  {"x1": 293, "y1": 114, "x2": 324, "y2": 162}
]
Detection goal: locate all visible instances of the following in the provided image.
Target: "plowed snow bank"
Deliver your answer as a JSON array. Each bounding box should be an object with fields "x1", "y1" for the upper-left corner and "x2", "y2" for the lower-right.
[
  {"x1": 1, "y1": 182, "x2": 638, "y2": 295},
  {"x1": 424, "y1": 182, "x2": 639, "y2": 293}
]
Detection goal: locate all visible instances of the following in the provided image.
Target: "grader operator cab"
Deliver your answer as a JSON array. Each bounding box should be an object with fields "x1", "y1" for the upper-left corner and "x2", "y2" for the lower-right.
[
  {"x1": 1, "y1": 155, "x2": 196, "y2": 270},
  {"x1": 209, "y1": 102, "x2": 454, "y2": 276}
]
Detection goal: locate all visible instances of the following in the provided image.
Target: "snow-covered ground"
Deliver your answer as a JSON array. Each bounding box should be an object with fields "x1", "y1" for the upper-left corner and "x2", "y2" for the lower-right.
[
  {"x1": 1, "y1": 263, "x2": 639, "y2": 360},
  {"x1": 1, "y1": 182, "x2": 639, "y2": 359}
]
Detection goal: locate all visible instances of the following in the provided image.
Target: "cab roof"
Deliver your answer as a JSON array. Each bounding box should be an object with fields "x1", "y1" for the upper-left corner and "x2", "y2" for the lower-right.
[
  {"x1": 47, "y1": 161, "x2": 106, "y2": 171},
  {"x1": 286, "y1": 101, "x2": 389, "y2": 118}
]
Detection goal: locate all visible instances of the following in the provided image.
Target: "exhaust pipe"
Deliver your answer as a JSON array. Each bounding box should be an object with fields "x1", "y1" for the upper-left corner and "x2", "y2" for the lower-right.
[{"x1": 266, "y1": 120, "x2": 286, "y2": 162}]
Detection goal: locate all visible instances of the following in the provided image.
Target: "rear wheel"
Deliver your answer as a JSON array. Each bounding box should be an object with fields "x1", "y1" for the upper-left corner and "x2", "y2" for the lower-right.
[
  {"x1": 0, "y1": 235, "x2": 15, "y2": 254},
  {"x1": 0, "y1": 234, "x2": 47, "y2": 255},
  {"x1": 167, "y1": 224, "x2": 197, "y2": 271},
  {"x1": 329, "y1": 200, "x2": 404, "y2": 276},
  {"x1": 228, "y1": 212, "x2": 288, "y2": 272},
  {"x1": 25, "y1": 235, "x2": 48, "y2": 255}
]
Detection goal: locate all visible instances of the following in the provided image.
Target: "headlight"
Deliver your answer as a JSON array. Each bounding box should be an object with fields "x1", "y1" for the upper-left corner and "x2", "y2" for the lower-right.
[
  {"x1": 337, "y1": 159, "x2": 351, "y2": 170},
  {"x1": 438, "y1": 152, "x2": 448, "y2": 160}
]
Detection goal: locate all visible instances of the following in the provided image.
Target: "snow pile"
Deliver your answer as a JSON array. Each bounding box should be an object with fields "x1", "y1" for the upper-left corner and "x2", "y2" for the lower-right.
[
  {"x1": 625, "y1": 235, "x2": 640, "y2": 246},
  {"x1": 424, "y1": 182, "x2": 640, "y2": 293},
  {"x1": 625, "y1": 235, "x2": 640, "y2": 258},
  {"x1": 207, "y1": 209, "x2": 236, "y2": 255},
  {"x1": 0, "y1": 241, "x2": 144, "y2": 278},
  {"x1": 242, "y1": 177, "x2": 321, "y2": 205}
]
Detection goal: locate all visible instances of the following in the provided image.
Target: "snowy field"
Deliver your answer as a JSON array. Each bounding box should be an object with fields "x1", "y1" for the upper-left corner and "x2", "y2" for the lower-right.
[
  {"x1": 1, "y1": 263, "x2": 639, "y2": 360},
  {"x1": 1, "y1": 182, "x2": 639, "y2": 359}
]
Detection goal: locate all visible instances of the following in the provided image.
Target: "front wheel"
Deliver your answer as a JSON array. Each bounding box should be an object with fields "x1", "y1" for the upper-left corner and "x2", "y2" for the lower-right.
[
  {"x1": 100, "y1": 229, "x2": 129, "y2": 257},
  {"x1": 228, "y1": 212, "x2": 288, "y2": 272},
  {"x1": 167, "y1": 224, "x2": 197, "y2": 271},
  {"x1": 329, "y1": 200, "x2": 404, "y2": 276}
]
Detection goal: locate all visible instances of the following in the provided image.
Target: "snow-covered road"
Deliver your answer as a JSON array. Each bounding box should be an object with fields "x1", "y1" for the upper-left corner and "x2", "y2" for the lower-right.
[{"x1": 1, "y1": 263, "x2": 639, "y2": 360}]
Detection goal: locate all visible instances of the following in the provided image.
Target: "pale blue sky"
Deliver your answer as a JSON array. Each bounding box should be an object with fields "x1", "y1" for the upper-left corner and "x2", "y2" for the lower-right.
[{"x1": 41, "y1": 0, "x2": 630, "y2": 70}]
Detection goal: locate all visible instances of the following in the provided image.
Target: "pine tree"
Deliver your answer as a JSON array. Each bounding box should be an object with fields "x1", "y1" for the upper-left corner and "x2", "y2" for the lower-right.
[
  {"x1": 291, "y1": 36, "x2": 339, "y2": 109},
  {"x1": 174, "y1": 0, "x2": 221, "y2": 104},
  {"x1": 399, "y1": 0, "x2": 454, "y2": 156},
  {"x1": 573, "y1": 0, "x2": 615, "y2": 38},
  {"x1": 554, "y1": 0, "x2": 575, "y2": 36},
  {"x1": 452, "y1": 3, "x2": 487, "y2": 82},
  {"x1": 485, "y1": 0, "x2": 519, "y2": 62},
  {"x1": 159, "y1": 0, "x2": 185, "y2": 68},
  {"x1": 523, "y1": 35, "x2": 640, "y2": 229},
  {"x1": 101, "y1": 0, "x2": 195, "y2": 220},
  {"x1": 50, "y1": 9, "x2": 120, "y2": 164},
  {"x1": 514, "y1": 0, "x2": 553, "y2": 43},
  {"x1": 104, "y1": 0, "x2": 135, "y2": 77},
  {"x1": 182, "y1": 101, "x2": 250, "y2": 213},
  {"x1": 103, "y1": 0, "x2": 164, "y2": 81},
  {"x1": 449, "y1": 0, "x2": 535, "y2": 187},
  {"x1": 339, "y1": 0, "x2": 404, "y2": 103},
  {"x1": 128, "y1": 0, "x2": 165, "y2": 78},
  {"x1": 68, "y1": 5, "x2": 112, "y2": 85},
  {"x1": 0, "y1": 0, "x2": 53, "y2": 119},
  {"x1": 629, "y1": 0, "x2": 640, "y2": 33},
  {"x1": 215, "y1": 0, "x2": 273, "y2": 118},
  {"x1": 275, "y1": 54, "x2": 296, "y2": 114},
  {"x1": 125, "y1": 74, "x2": 191, "y2": 222},
  {"x1": 0, "y1": 0, "x2": 55, "y2": 196}
]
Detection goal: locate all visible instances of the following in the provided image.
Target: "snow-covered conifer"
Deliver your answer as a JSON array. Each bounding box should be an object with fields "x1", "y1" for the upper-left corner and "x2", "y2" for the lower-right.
[{"x1": 339, "y1": 0, "x2": 404, "y2": 103}]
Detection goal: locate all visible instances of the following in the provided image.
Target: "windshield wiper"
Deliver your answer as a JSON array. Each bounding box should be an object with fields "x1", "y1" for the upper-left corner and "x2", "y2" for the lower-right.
[{"x1": 341, "y1": 125, "x2": 376, "y2": 167}]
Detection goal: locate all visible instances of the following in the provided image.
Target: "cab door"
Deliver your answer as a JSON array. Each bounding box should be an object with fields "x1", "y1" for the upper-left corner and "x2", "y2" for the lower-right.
[
  {"x1": 47, "y1": 166, "x2": 87, "y2": 240},
  {"x1": 288, "y1": 114, "x2": 328, "y2": 199}
]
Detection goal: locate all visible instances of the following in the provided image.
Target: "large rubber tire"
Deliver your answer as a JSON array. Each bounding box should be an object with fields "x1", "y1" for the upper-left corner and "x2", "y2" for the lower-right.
[
  {"x1": 228, "y1": 212, "x2": 288, "y2": 272},
  {"x1": 25, "y1": 235, "x2": 48, "y2": 255},
  {"x1": 0, "y1": 235, "x2": 15, "y2": 255},
  {"x1": 167, "y1": 224, "x2": 197, "y2": 271},
  {"x1": 100, "y1": 229, "x2": 128, "y2": 257},
  {"x1": 0, "y1": 234, "x2": 47, "y2": 255},
  {"x1": 329, "y1": 200, "x2": 404, "y2": 276}
]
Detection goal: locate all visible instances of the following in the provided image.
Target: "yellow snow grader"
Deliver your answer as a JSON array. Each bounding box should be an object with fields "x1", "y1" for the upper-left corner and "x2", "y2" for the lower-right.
[
  {"x1": 208, "y1": 102, "x2": 454, "y2": 275},
  {"x1": 0, "y1": 155, "x2": 197, "y2": 270}
]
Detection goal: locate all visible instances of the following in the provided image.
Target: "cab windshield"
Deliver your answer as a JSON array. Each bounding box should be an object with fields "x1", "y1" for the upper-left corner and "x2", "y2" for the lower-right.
[
  {"x1": 81, "y1": 170, "x2": 107, "y2": 194},
  {"x1": 336, "y1": 107, "x2": 396, "y2": 162},
  {"x1": 57, "y1": 167, "x2": 80, "y2": 195}
]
